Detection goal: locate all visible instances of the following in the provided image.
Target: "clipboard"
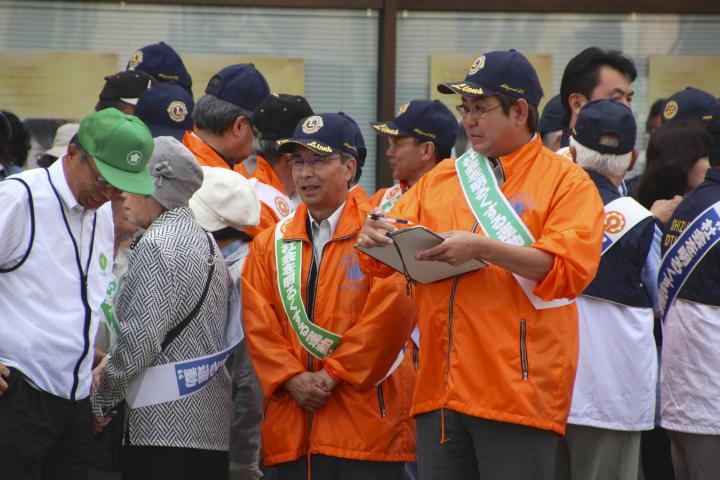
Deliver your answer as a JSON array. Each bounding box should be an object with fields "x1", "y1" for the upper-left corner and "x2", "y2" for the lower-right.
[{"x1": 355, "y1": 226, "x2": 487, "y2": 284}]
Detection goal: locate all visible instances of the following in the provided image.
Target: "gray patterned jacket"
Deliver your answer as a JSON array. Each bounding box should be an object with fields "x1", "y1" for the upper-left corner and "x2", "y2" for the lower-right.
[{"x1": 92, "y1": 207, "x2": 233, "y2": 451}]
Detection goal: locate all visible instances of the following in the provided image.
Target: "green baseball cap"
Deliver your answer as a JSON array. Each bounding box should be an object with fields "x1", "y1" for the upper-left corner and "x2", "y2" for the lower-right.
[{"x1": 78, "y1": 108, "x2": 155, "y2": 195}]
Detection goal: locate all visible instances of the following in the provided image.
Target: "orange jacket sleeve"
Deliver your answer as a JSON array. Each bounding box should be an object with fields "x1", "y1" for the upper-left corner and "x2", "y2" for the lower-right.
[
  {"x1": 241, "y1": 239, "x2": 306, "y2": 399},
  {"x1": 323, "y1": 272, "x2": 414, "y2": 389},
  {"x1": 530, "y1": 170, "x2": 604, "y2": 300}
]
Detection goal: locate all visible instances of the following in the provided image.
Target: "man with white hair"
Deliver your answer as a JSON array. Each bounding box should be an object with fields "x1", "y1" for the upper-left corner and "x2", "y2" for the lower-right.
[{"x1": 560, "y1": 99, "x2": 661, "y2": 480}]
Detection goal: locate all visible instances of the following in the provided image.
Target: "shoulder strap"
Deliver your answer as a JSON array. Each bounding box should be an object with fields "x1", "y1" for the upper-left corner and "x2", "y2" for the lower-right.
[
  {"x1": 161, "y1": 233, "x2": 216, "y2": 352},
  {"x1": 0, "y1": 177, "x2": 36, "y2": 273}
]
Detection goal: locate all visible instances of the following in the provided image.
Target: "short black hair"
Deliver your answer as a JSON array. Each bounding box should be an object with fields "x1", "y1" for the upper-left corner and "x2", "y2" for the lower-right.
[
  {"x1": 407, "y1": 137, "x2": 451, "y2": 163},
  {"x1": 560, "y1": 47, "x2": 637, "y2": 128},
  {"x1": 496, "y1": 95, "x2": 540, "y2": 134}
]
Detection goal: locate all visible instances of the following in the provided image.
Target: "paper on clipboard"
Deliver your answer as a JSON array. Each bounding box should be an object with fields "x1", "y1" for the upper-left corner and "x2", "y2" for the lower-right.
[{"x1": 355, "y1": 226, "x2": 487, "y2": 284}]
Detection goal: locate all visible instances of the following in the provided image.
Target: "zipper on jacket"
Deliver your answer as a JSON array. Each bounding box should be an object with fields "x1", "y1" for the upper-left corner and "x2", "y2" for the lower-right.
[
  {"x1": 520, "y1": 319, "x2": 529, "y2": 381},
  {"x1": 444, "y1": 222, "x2": 479, "y2": 389},
  {"x1": 377, "y1": 383, "x2": 386, "y2": 418},
  {"x1": 444, "y1": 277, "x2": 460, "y2": 388}
]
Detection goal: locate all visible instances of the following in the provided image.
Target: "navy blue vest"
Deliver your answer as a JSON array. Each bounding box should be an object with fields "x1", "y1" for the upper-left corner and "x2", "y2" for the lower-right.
[
  {"x1": 661, "y1": 169, "x2": 720, "y2": 307},
  {"x1": 583, "y1": 170, "x2": 655, "y2": 308}
]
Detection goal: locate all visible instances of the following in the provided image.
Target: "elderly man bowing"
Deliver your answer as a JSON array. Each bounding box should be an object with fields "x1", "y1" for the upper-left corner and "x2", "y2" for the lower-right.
[{"x1": 242, "y1": 113, "x2": 416, "y2": 479}]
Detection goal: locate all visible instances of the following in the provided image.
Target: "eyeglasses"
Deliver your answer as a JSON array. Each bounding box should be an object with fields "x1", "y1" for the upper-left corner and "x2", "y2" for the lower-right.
[
  {"x1": 455, "y1": 103, "x2": 503, "y2": 118},
  {"x1": 83, "y1": 155, "x2": 113, "y2": 189},
  {"x1": 291, "y1": 154, "x2": 341, "y2": 170}
]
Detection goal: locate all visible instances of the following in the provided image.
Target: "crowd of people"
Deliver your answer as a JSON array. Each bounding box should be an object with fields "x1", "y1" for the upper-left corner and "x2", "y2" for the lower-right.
[{"x1": 0, "y1": 40, "x2": 719, "y2": 480}]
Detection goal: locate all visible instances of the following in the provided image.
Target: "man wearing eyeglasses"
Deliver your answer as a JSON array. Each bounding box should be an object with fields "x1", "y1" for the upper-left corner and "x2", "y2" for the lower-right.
[
  {"x1": 369, "y1": 99, "x2": 458, "y2": 213},
  {"x1": 242, "y1": 113, "x2": 416, "y2": 479},
  {"x1": 358, "y1": 49, "x2": 605, "y2": 479},
  {"x1": 0, "y1": 108, "x2": 155, "y2": 479}
]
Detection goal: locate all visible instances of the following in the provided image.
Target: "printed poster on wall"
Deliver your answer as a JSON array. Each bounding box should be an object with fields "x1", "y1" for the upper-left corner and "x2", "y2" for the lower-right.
[
  {"x1": 429, "y1": 53, "x2": 553, "y2": 117},
  {"x1": 0, "y1": 51, "x2": 119, "y2": 119},
  {"x1": 648, "y1": 55, "x2": 720, "y2": 103},
  {"x1": 183, "y1": 54, "x2": 305, "y2": 99}
]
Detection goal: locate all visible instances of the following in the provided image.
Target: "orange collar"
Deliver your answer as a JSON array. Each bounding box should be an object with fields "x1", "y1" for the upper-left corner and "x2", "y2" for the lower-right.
[
  {"x1": 182, "y1": 131, "x2": 249, "y2": 177},
  {"x1": 498, "y1": 135, "x2": 543, "y2": 179},
  {"x1": 282, "y1": 193, "x2": 364, "y2": 243},
  {"x1": 253, "y1": 155, "x2": 287, "y2": 195}
]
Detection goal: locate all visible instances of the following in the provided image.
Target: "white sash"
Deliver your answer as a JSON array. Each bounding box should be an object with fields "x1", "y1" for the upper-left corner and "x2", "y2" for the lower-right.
[
  {"x1": 249, "y1": 178, "x2": 293, "y2": 219},
  {"x1": 126, "y1": 282, "x2": 244, "y2": 408},
  {"x1": 455, "y1": 150, "x2": 572, "y2": 310},
  {"x1": 601, "y1": 197, "x2": 653, "y2": 255}
]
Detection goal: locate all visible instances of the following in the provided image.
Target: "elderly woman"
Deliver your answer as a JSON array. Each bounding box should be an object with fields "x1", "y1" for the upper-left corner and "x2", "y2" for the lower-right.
[{"x1": 91, "y1": 137, "x2": 235, "y2": 480}]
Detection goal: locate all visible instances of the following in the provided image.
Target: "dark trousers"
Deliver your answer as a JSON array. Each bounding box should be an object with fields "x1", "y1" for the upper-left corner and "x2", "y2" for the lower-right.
[
  {"x1": 122, "y1": 445, "x2": 228, "y2": 480},
  {"x1": 0, "y1": 368, "x2": 92, "y2": 480},
  {"x1": 416, "y1": 409, "x2": 560, "y2": 480},
  {"x1": 271, "y1": 454, "x2": 404, "y2": 480}
]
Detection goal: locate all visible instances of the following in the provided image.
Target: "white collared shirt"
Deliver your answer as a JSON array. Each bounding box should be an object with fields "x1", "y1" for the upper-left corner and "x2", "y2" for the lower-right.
[{"x1": 308, "y1": 202, "x2": 345, "y2": 262}]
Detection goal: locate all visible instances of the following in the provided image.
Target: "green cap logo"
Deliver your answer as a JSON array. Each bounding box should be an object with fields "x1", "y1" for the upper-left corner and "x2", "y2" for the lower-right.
[{"x1": 127, "y1": 151, "x2": 142, "y2": 165}]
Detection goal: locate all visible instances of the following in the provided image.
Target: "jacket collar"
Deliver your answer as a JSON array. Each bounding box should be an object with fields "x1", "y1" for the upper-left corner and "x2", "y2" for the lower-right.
[
  {"x1": 283, "y1": 192, "x2": 362, "y2": 243},
  {"x1": 497, "y1": 134, "x2": 542, "y2": 180},
  {"x1": 253, "y1": 154, "x2": 287, "y2": 195}
]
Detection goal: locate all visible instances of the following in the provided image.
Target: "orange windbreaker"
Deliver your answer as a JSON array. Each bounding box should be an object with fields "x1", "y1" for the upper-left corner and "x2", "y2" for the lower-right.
[
  {"x1": 360, "y1": 136, "x2": 604, "y2": 435},
  {"x1": 368, "y1": 182, "x2": 409, "y2": 212},
  {"x1": 246, "y1": 154, "x2": 292, "y2": 238},
  {"x1": 242, "y1": 193, "x2": 416, "y2": 466},
  {"x1": 182, "y1": 130, "x2": 250, "y2": 177},
  {"x1": 349, "y1": 184, "x2": 369, "y2": 203}
]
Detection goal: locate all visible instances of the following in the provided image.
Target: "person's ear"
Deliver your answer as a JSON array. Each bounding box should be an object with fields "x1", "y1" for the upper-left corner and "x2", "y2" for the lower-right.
[
  {"x1": 513, "y1": 99, "x2": 530, "y2": 127},
  {"x1": 568, "y1": 93, "x2": 588, "y2": 118},
  {"x1": 419, "y1": 141, "x2": 435, "y2": 163},
  {"x1": 232, "y1": 115, "x2": 248, "y2": 137},
  {"x1": 628, "y1": 148, "x2": 639, "y2": 172}
]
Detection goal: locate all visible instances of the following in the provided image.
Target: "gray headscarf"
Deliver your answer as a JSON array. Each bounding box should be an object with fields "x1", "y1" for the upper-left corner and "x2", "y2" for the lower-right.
[{"x1": 147, "y1": 136, "x2": 203, "y2": 209}]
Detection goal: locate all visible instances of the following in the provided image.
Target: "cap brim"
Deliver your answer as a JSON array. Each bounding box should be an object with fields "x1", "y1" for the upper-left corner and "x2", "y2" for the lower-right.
[
  {"x1": 277, "y1": 138, "x2": 339, "y2": 155},
  {"x1": 370, "y1": 121, "x2": 412, "y2": 138},
  {"x1": 44, "y1": 146, "x2": 67, "y2": 158},
  {"x1": 146, "y1": 123, "x2": 188, "y2": 141},
  {"x1": 95, "y1": 159, "x2": 155, "y2": 195},
  {"x1": 437, "y1": 81, "x2": 496, "y2": 98},
  {"x1": 119, "y1": 97, "x2": 139, "y2": 106}
]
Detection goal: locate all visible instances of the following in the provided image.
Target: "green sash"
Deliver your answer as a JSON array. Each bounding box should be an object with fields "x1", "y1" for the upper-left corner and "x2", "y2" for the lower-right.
[
  {"x1": 455, "y1": 149, "x2": 572, "y2": 310},
  {"x1": 274, "y1": 216, "x2": 342, "y2": 359}
]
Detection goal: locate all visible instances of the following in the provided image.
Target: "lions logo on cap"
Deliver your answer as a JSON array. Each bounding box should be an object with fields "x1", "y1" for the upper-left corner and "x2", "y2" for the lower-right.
[
  {"x1": 127, "y1": 151, "x2": 142, "y2": 165},
  {"x1": 167, "y1": 101, "x2": 188, "y2": 123},
  {"x1": 469, "y1": 56, "x2": 485, "y2": 75},
  {"x1": 664, "y1": 100, "x2": 679, "y2": 120},
  {"x1": 302, "y1": 116, "x2": 324, "y2": 134},
  {"x1": 397, "y1": 103, "x2": 409, "y2": 116},
  {"x1": 128, "y1": 50, "x2": 143, "y2": 69}
]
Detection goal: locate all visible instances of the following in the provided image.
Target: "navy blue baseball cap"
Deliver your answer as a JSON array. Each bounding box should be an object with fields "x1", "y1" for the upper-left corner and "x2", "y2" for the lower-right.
[
  {"x1": 277, "y1": 112, "x2": 362, "y2": 159},
  {"x1": 438, "y1": 49, "x2": 544, "y2": 107},
  {"x1": 341, "y1": 113, "x2": 367, "y2": 166},
  {"x1": 126, "y1": 42, "x2": 192, "y2": 93},
  {"x1": 573, "y1": 99, "x2": 636, "y2": 155},
  {"x1": 371, "y1": 99, "x2": 459, "y2": 150},
  {"x1": 708, "y1": 100, "x2": 720, "y2": 136},
  {"x1": 205, "y1": 64, "x2": 270, "y2": 113},
  {"x1": 134, "y1": 83, "x2": 194, "y2": 141},
  {"x1": 539, "y1": 94, "x2": 563, "y2": 135},
  {"x1": 662, "y1": 87, "x2": 717, "y2": 124}
]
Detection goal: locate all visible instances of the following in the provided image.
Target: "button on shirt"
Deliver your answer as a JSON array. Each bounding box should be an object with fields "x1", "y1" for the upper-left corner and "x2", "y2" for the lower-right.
[{"x1": 309, "y1": 203, "x2": 345, "y2": 262}]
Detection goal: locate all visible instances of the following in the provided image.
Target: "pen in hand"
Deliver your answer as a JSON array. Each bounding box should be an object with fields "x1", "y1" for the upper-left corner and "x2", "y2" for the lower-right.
[{"x1": 368, "y1": 213, "x2": 412, "y2": 225}]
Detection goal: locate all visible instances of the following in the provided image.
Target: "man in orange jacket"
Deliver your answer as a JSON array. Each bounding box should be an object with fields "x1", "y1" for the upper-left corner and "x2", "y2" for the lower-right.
[
  {"x1": 242, "y1": 112, "x2": 416, "y2": 479},
  {"x1": 183, "y1": 64, "x2": 270, "y2": 178},
  {"x1": 247, "y1": 93, "x2": 314, "y2": 237},
  {"x1": 358, "y1": 49, "x2": 605, "y2": 479},
  {"x1": 369, "y1": 99, "x2": 458, "y2": 212}
]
